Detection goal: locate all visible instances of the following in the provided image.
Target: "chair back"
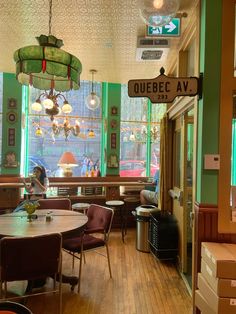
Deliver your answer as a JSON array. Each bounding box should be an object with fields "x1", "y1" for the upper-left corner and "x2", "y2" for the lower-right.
[
  {"x1": 0, "y1": 233, "x2": 62, "y2": 282},
  {"x1": 86, "y1": 204, "x2": 114, "y2": 235},
  {"x1": 24, "y1": 193, "x2": 46, "y2": 200},
  {"x1": 38, "y1": 198, "x2": 71, "y2": 210}
]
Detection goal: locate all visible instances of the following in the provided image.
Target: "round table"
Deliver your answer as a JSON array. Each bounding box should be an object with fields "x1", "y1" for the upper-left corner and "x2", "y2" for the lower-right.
[
  {"x1": 0, "y1": 209, "x2": 88, "y2": 237},
  {"x1": 0, "y1": 209, "x2": 88, "y2": 290}
]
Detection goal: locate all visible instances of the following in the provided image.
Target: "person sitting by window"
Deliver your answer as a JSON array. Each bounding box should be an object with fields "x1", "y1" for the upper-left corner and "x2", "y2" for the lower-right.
[
  {"x1": 23, "y1": 166, "x2": 49, "y2": 199},
  {"x1": 140, "y1": 169, "x2": 159, "y2": 206},
  {"x1": 14, "y1": 166, "x2": 49, "y2": 212}
]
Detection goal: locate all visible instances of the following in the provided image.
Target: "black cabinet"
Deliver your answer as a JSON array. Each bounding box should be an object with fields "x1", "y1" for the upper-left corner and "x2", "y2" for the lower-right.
[{"x1": 149, "y1": 211, "x2": 178, "y2": 260}]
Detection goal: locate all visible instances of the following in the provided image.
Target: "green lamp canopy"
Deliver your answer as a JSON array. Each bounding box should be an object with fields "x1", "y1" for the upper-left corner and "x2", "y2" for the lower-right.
[{"x1": 14, "y1": 34, "x2": 82, "y2": 92}]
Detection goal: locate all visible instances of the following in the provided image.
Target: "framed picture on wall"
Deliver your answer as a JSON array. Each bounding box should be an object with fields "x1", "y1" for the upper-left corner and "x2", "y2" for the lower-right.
[
  {"x1": 8, "y1": 98, "x2": 17, "y2": 109},
  {"x1": 4, "y1": 151, "x2": 18, "y2": 168},
  {"x1": 7, "y1": 111, "x2": 17, "y2": 123},
  {"x1": 111, "y1": 133, "x2": 116, "y2": 149},
  {"x1": 107, "y1": 153, "x2": 119, "y2": 168},
  {"x1": 8, "y1": 128, "x2": 16, "y2": 146},
  {"x1": 111, "y1": 106, "x2": 118, "y2": 115}
]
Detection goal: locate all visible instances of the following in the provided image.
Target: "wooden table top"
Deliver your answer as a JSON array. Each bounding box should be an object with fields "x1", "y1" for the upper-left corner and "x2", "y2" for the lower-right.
[{"x1": 0, "y1": 209, "x2": 88, "y2": 237}]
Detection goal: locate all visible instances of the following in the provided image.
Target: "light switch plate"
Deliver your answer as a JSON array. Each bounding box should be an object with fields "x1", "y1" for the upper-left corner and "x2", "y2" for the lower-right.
[{"x1": 204, "y1": 154, "x2": 220, "y2": 170}]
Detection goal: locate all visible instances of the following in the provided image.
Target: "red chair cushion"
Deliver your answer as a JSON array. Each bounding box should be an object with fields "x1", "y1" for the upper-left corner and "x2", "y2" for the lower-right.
[{"x1": 63, "y1": 234, "x2": 105, "y2": 252}]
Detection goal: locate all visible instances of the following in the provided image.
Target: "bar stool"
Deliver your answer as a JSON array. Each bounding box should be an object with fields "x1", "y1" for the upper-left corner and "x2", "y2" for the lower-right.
[
  {"x1": 72, "y1": 202, "x2": 90, "y2": 214},
  {"x1": 105, "y1": 200, "x2": 125, "y2": 242}
]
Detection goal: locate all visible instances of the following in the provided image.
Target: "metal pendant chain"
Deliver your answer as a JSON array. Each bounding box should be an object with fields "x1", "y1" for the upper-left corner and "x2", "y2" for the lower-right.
[{"x1": 49, "y1": 0, "x2": 52, "y2": 35}]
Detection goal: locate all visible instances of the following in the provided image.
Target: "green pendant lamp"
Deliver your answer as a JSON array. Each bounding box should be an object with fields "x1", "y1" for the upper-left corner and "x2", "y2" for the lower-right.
[{"x1": 13, "y1": 0, "x2": 82, "y2": 92}]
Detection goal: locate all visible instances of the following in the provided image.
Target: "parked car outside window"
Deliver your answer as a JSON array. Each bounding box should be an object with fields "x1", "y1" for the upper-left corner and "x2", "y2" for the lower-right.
[{"x1": 120, "y1": 160, "x2": 159, "y2": 177}]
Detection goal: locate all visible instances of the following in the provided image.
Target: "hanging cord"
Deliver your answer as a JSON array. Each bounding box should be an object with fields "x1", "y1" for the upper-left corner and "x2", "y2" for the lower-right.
[
  {"x1": 49, "y1": 0, "x2": 52, "y2": 35},
  {"x1": 91, "y1": 71, "x2": 94, "y2": 93}
]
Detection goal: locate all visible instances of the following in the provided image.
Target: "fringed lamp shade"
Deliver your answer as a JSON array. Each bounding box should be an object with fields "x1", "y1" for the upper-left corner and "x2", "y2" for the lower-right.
[
  {"x1": 58, "y1": 151, "x2": 78, "y2": 177},
  {"x1": 14, "y1": 35, "x2": 82, "y2": 92}
]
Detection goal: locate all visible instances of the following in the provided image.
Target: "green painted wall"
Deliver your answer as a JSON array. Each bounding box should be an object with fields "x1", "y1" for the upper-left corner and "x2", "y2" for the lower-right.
[
  {"x1": 196, "y1": 0, "x2": 222, "y2": 204},
  {"x1": 104, "y1": 83, "x2": 121, "y2": 176},
  {"x1": 1, "y1": 73, "x2": 22, "y2": 175}
]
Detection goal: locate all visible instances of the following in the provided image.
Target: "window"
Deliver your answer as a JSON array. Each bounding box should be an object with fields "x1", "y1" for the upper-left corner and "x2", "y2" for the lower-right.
[
  {"x1": 25, "y1": 81, "x2": 102, "y2": 177},
  {"x1": 120, "y1": 84, "x2": 166, "y2": 177}
]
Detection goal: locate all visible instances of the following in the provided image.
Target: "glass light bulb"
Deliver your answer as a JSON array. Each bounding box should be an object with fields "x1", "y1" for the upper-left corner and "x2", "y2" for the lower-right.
[
  {"x1": 42, "y1": 98, "x2": 54, "y2": 109},
  {"x1": 35, "y1": 127, "x2": 43, "y2": 137},
  {"x1": 86, "y1": 92, "x2": 100, "y2": 110},
  {"x1": 31, "y1": 101, "x2": 42, "y2": 112},
  {"x1": 153, "y1": 0, "x2": 163, "y2": 9},
  {"x1": 139, "y1": 0, "x2": 180, "y2": 27},
  {"x1": 61, "y1": 103, "x2": 72, "y2": 114},
  {"x1": 88, "y1": 129, "x2": 95, "y2": 138},
  {"x1": 129, "y1": 132, "x2": 135, "y2": 141}
]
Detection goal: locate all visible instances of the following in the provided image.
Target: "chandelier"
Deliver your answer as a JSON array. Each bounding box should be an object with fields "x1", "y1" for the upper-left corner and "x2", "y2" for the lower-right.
[
  {"x1": 13, "y1": 0, "x2": 82, "y2": 91},
  {"x1": 86, "y1": 70, "x2": 100, "y2": 110},
  {"x1": 139, "y1": 0, "x2": 180, "y2": 27},
  {"x1": 31, "y1": 88, "x2": 72, "y2": 121},
  {"x1": 33, "y1": 117, "x2": 81, "y2": 142}
]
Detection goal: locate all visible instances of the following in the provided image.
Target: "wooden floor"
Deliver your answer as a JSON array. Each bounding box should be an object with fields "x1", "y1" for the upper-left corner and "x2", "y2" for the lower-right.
[{"x1": 11, "y1": 229, "x2": 193, "y2": 314}]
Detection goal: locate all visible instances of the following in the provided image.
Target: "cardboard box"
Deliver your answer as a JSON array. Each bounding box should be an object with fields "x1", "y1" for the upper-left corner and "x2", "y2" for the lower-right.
[
  {"x1": 201, "y1": 259, "x2": 236, "y2": 297},
  {"x1": 197, "y1": 272, "x2": 236, "y2": 313},
  {"x1": 201, "y1": 242, "x2": 236, "y2": 279},
  {"x1": 195, "y1": 289, "x2": 215, "y2": 314}
]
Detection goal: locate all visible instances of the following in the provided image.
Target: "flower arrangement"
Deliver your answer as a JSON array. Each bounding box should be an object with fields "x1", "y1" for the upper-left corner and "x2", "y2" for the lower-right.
[{"x1": 24, "y1": 201, "x2": 39, "y2": 221}]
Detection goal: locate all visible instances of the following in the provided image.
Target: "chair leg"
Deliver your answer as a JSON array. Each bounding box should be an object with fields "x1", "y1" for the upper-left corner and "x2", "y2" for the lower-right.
[
  {"x1": 106, "y1": 244, "x2": 112, "y2": 278},
  {"x1": 77, "y1": 241, "x2": 83, "y2": 293},
  {"x1": 72, "y1": 253, "x2": 75, "y2": 268},
  {"x1": 58, "y1": 260, "x2": 62, "y2": 314}
]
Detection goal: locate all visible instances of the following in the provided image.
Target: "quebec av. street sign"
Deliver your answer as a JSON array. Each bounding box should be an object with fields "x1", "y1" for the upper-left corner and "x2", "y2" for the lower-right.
[{"x1": 128, "y1": 67, "x2": 200, "y2": 103}]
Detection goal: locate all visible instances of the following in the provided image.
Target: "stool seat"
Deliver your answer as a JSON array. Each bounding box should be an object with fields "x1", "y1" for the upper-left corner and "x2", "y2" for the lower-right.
[
  {"x1": 72, "y1": 203, "x2": 90, "y2": 213},
  {"x1": 106, "y1": 200, "x2": 124, "y2": 207}
]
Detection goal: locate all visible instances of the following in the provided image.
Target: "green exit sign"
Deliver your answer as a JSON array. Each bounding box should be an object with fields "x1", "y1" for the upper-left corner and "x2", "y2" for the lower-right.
[{"x1": 147, "y1": 18, "x2": 181, "y2": 37}]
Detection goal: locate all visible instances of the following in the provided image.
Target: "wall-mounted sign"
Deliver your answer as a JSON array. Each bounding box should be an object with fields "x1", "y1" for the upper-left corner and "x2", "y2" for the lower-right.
[
  {"x1": 128, "y1": 67, "x2": 200, "y2": 103},
  {"x1": 147, "y1": 18, "x2": 181, "y2": 37}
]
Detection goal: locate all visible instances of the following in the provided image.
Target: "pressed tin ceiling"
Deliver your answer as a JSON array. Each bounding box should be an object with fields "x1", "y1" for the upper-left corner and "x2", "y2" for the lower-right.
[{"x1": 0, "y1": 0, "x2": 197, "y2": 84}]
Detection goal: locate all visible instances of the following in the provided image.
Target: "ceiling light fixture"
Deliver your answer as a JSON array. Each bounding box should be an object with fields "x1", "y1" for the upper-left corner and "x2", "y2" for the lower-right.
[
  {"x1": 31, "y1": 88, "x2": 72, "y2": 121},
  {"x1": 86, "y1": 69, "x2": 100, "y2": 110},
  {"x1": 87, "y1": 129, "x2": 95, "y2": 138},
  {"x1": 139, "y1": 0, "x2": 180, "y2": 27},
  {"x1": 52, "y1": 117, "x2": 80, "y2": 141},
  {"x1": 13, "y1": 0, "x2": 82, "y2": 91},
  {"x1": 33, "y1": 117, "x2": 82, "y2": 142}
]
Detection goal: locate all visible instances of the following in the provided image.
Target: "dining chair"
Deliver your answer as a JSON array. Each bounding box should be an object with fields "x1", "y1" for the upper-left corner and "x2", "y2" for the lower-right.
[
  {"x1": 63, "y1": 204, "x2": 114, "y2": 292},
  {"x1": 38, "y1": 198, "x2": 71, "y2": 210},
  {"x1": 0, "y1": 233, "x2": 62, "y2": 314},
  {"x1": 0, "y1": 301, "x2": 33, "y2": 313}
]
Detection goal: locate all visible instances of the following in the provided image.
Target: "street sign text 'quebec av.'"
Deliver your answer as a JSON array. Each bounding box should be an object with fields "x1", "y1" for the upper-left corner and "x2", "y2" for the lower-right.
[{"x1": 128, "y1": 68, "x2": 200, "y2": 103}]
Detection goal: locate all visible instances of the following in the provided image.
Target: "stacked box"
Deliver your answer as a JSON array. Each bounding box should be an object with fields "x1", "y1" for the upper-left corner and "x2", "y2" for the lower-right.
[{"x1": 195, "y1": 242, "x2": 236, "y2": 313}]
